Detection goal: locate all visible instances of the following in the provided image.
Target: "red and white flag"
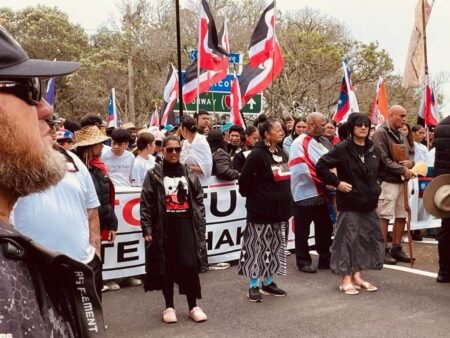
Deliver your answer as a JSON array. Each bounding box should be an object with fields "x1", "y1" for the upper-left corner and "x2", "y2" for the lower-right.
[
  {"x1": 418, "y1": 74, "x2": 439, "y2": 127},
  {"x1": 248, "y1": 1, "x2": 275, "y2": 68},
  {"x1": 149, "y1": 108, "x2": 159, "y2": 127},
  {"x1": 160, "y1": 64, "x2": 178, "y2": 126},
  {"x1": 229, "y1": 72, "x2": 245, "y2": 127},
  {"x1": 239, "y1": 41, "x2": 283, "y2": 105},
  {"x1": 182, "y1": 60, "x2": 210, "y2": 105},
  {"x1": 209, "y1": 18, "x2": 230, "y2": 86},
  {"x1": 198, "y1": 0, "x2": 228, "y2": 71},
  {"x1": 239, "y1": 1, "x2": 283, "y2": 105}
]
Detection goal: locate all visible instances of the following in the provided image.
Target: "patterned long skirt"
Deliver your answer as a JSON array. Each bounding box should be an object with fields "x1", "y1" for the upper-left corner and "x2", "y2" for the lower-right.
[{"x1": 238, "y1": 221, "x2": 287, "y2": 280}]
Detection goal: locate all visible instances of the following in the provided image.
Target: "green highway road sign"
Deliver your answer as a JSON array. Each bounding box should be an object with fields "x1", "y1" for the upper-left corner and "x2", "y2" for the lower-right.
[{"x1": 174, "y1": 92, "x2": 262, "y2": 114}]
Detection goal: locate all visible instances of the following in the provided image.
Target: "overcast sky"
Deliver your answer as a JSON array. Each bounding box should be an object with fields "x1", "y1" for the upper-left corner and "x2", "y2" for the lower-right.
[{"x1": 3, "y1": 0, "x2": 450, "y2": 109}]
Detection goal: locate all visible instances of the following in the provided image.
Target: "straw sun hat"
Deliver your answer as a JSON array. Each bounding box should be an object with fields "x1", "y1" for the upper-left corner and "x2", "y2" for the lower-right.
[{"x1": 73, "y1": 126, "x2": 109, "y2": 148}]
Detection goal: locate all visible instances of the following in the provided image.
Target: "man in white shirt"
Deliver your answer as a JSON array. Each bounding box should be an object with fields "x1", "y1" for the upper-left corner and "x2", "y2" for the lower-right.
[
  {"x1": 13, "y1": 145, "x2": 103, "y2": 297},
  {"x1": 131, "y1": 132, "x2": 156, "y2": 186},
  {"x1": 101, "y1": 128, "x2": 135, "y2": 187}
]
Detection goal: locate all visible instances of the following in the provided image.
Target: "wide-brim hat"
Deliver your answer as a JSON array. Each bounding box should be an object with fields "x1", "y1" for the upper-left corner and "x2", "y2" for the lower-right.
[
  {"x1": 0, "y1": 26, "x2": 79, "y2": 78},
  {"x1": 122, "y1": 122, "x2": 136, "y2": 130},
  {"x1": 423, "y1": 174, "x2": 450, "y2": 218},
  {"x1": 73, "y1": 126, "x2": 109, "y2": 148}
]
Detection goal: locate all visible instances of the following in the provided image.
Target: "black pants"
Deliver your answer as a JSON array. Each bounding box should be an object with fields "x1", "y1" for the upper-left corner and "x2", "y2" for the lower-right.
[
  {"x1": 87, "y1": 254, "x2": 103, "y2": 301},
  {"x1": 438, "y1": 218, "x2": 450, "y2": 275},
  {"x1": 294, "y1": 204, "x2": 332, "y2": 268}
]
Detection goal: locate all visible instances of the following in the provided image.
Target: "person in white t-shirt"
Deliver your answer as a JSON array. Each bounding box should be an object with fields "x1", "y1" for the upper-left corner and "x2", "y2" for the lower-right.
[
  {"x1": 13, "y1": 146, "x2": 103, "y2": 297},
  {"x1": 131, "y1": 132, "x2": 156, "y2": 186},
  {"x1": 101, "y1": 128, "x2": 135, "y2": 187},
  {"x1": 180, "y1": 116, "x2": 212, "y2": 178}
]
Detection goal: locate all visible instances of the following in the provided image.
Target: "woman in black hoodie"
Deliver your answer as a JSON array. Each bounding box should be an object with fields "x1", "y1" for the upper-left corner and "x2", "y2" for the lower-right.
[
  {"x1": 316, "y1": 113, "x2": 385, "y2": 295},
  {"x1": 238, "y1": 117, "x2": 292, "y2": 303}
]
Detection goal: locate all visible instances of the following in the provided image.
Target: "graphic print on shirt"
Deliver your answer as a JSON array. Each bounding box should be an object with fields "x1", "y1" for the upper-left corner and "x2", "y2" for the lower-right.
[
  {"x1": 271, "y1": 163, "x2": 291, "y2": 182},
  {"x1": 163, "y1": 176, "x2": 190, "y2": 213}
]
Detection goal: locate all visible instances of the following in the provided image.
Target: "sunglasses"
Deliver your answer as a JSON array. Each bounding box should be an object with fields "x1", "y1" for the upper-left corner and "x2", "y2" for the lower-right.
[
  {"x1": 0, "y1": 77, "x2": 42, "y2": 105},
  {"x1": 165, "y1": 147, "x2": 182, "y2": 154},
  {"x1": 355, "y1": 123, "x2": 369, "y2": 128}
]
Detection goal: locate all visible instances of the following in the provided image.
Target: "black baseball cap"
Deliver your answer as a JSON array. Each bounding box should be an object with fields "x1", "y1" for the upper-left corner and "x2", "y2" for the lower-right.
[{"x1": 0, "y1": 26, "x2": 80, "y2": 78}]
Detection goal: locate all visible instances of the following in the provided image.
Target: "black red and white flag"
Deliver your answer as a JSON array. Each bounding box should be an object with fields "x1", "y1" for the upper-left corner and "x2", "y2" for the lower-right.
[
  {"x1": 239, "y1": 40, "x2": 284, "y2": 105},
  {"x1": 182, "y1": 60, "x2": 210, "y2": 105},
  {"x1": 248, "y1": 1, "x2": 276, "y2": 68},
  {"x1": 209, "y1": 18, "x2": 230, "y2": 86},
  {"x1": 229, "y1": 71, "x2": 246, "y2": 127},
  {"x1": 198, "y1": 0, "x2": 228, "y2": 71},
  {"x1": 160, "y1": 64, "x2": 178, "y2": 126}
]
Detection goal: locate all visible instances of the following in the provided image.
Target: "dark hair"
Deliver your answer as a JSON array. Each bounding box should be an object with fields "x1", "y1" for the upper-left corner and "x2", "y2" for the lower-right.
[
  {"x1": 337, "y1": 122, "x2": 349, "y2": 140},
  {"x1": 181, "y1": 116, "x2": 198, "y2": 133},
  {"x1": 412, "y1": 124, "x2": 424, "y2": 133},
  {"x1": 207, "y1": 129, "x2": 226, "y2": 153},
  {"x1": 245, "y1": 125, "x2": 258, "y2": 137},
  {"x1": 111, "y1": 128, "x2": 130, "y2": 143},
  {"x1": 258, "y1": 116, "x2": 278, "y2": 140},
  {"x1": 253, "y1": 114, "x2": 267, "y2": 128},
  {"x1": 106, "y1": 127, "x2": 115, "y2": 137},
  {"x1": 136, "y1": 132, "x2": 155, "y2": 151},
  {"x1": 195, "y1": 110, "x2": 209, "y2": 119},
  {"x1": 80, "y1": 113, "x2": 103, "y2": 128},
  {"x1": 292, "y1": 117, "x2": 306, "y2": 139},
  {"x1": 63, "y1": 120, "x2": 81, "y2": 133},
  {"x1": 283, "y1": 115, "x2": 294, "y2": 123},
  {"x1": 403, "y1": 123, "x2": 414, "y2": 148},
  {"x1": 229, "y1": 125, "x2": 245, "y2": 142},
  {"x1": 162, "y1": 135, "x2": 180, "y2": 148}
]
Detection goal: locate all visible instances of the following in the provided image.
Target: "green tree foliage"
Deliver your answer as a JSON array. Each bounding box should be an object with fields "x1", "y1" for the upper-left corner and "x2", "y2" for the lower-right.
[{"x1": 0, "y1": 2, "x2": 424, "y2": 124}]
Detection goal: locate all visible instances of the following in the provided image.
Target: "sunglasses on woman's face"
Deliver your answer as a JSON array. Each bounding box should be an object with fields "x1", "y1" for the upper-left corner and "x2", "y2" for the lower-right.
[
  {"x1": 0, "y1": 77, "x2": 42, "y2": 106},
  {"x1": 355, "y1": 123, "x2": 369, "y2": 128},
  {"x1": 165, "y1": 147, "x2": 182, "y2": 154}
]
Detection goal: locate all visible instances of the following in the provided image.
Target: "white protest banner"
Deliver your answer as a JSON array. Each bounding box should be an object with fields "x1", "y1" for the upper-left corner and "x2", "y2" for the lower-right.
[{"x1": 103, "y1": 177, "x2": 437, "y2": 280}]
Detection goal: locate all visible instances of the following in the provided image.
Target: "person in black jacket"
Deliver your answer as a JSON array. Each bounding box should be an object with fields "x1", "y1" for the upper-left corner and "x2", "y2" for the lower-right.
[
  {"x1": 207, "y1": 130, "x2": 240, "y2": 180},
  {"x1": 238, "y1": 117, "x2": 292, "y2": 302},
  {"x1": 74, "y1": 126, "x2": 119, "y2": 294},
  {"x1": 317, "y1": 113, "x2": 385, "y2": 295},
  {"x1": 432, "y1": 116, "x2": 450, "y2": 283},
  {"x1": 140, "y1": 136, "x2": 208, "y2": 323}
]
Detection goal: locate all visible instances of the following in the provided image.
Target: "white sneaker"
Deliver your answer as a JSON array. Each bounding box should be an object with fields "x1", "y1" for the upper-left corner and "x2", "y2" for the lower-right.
[
  {"x1": 189, "y1": 307, "x2": 207, "y2": 322},
  {"x1": 162, "y1": 308, "x2": 177, "y2": 323},
  {"x1": 105, "y1": 280, "x2": 121, "y2": 291},
  {"x1": 122, "y1": 277, "x2": 142, "y2": 286},
  {"x1": 285, "y1": 250, "x2": 291, "y2": 256},
  {"x1": 101, "y1": 284, "x2": 110, "y2": 292}
]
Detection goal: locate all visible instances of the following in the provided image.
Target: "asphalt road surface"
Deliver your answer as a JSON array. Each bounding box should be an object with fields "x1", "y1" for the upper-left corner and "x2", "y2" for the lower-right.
[{"x1": 103, "y1": 242, "x2": 450, "y2": 338}]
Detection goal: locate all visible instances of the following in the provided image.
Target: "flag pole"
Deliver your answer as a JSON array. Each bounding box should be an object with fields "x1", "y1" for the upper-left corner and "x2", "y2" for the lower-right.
[
  {"x1": 196, "y1": 2, "x2": 201, "y2": 117},
  {"x1": 270, "y1": 1, "x2": 277, "y2": 116},
  {"x1": 175, "y1": 0, "x2": 184, "y2": 118},
  {"x1": 422, "y1": 0, "x2": 431, "y2": 148}
]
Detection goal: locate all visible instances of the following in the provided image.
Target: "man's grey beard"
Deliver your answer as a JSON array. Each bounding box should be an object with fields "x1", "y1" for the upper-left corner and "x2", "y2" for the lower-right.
[{"x1": 0, "y1": 146, "x2": 66, "y2": 197}]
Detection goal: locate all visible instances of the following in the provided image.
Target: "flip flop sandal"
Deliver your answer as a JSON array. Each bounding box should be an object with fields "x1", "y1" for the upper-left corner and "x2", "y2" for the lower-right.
[
  {"x1": 339, "y1": 284, "x2": 359, "y2": 295},
  {"x1": 354, "y1": 281, "x2": 378, "y2": 292}
]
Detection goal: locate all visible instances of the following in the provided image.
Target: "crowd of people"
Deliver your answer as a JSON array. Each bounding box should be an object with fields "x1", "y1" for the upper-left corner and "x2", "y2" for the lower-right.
[{"x1": 2, "y1": 24, "x2": 450, "y2": 337}]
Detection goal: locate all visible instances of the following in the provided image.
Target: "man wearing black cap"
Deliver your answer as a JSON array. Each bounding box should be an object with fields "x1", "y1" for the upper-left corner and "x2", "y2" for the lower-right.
[{"x1": 0, "y1": 26, "x2": 104, "y2": 336}]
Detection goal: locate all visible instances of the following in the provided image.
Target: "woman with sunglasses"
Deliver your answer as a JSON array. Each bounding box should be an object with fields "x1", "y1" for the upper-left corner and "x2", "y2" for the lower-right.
[
  {"x1": 316, "y1": 113, "x2": 385, "y2": 295},
  {"x1": 140, "y1": 136, "x2": 207, "y2": 323},
  {"x1": 238, "y1": 116, "x2": 292, "y2": 302}
]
